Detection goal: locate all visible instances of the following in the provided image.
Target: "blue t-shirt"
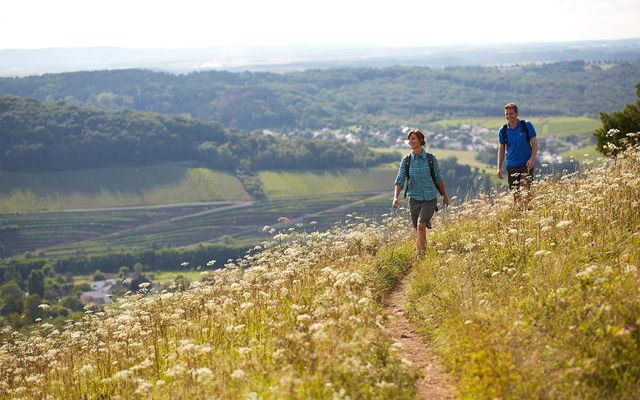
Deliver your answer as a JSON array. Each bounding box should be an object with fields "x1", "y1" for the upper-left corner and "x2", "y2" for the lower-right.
[{"x1": 498, "y1": 120, "x2": 536, "y2": 167}]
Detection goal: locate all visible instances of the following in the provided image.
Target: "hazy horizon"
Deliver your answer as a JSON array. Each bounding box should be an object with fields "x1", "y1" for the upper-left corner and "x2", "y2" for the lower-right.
[{"x1": 3, "y1": 0, "x2": 640, "y2": 50}]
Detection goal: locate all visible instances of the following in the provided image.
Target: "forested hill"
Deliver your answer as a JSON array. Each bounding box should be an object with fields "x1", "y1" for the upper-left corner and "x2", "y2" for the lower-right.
[
  {"x1": 0, "y1": 95, "x2": 392, "y2": 172},
  {"x1": 1, "y1": 60, "x2": 639, "y2": 130}
]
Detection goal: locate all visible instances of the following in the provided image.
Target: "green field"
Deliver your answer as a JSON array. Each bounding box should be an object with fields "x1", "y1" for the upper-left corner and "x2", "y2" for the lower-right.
[
  {"x1": 0, "y1": 165, "x2": 250, "y2": 212},
  {"x1": 430, "y1": 149, "x2": 493, "y2": 172},
  {"x1": 260, "y1": 167, "x2": 397, "y2": 198},
  {"x1": 535, "y1": 117, "x2": 601, "y2": 138},
  {"x1": 1, "y1": 163, "x2": 405, "y2": 259},
  {"x1": 1, "y1": 192, "x2": 390, "y2": 259},
  {"x1": 558, "y1": 144, "x2": 604, "y2": 164}
]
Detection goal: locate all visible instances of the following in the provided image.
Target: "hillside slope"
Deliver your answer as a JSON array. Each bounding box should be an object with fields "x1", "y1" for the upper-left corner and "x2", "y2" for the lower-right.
[
  {"x1": 408, "y1": 138, "x2": 640, "y2": 398},
  {"x1": 0, "y1": 213, "x2": 419, "y2": 399},
  {"x1": 1, "y1": 140, "x2": 638, "y2": 399}
]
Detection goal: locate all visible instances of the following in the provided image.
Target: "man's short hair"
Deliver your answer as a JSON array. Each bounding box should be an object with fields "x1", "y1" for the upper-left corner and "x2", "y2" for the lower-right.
[
  {"x1": 504, "y1": 103, "x2": 519, "y2": 114},
  {"x1": 407, "y1": 129, "x2": 426, "y2": 146}
]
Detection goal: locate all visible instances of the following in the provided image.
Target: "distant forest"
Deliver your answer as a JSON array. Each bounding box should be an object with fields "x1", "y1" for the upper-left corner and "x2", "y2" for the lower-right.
[
  {"x1": 1, "y1": 60, "x2": 639, "y2": 131},
  {"x1": 0, "y1": 95, "x2": 393, "y2": 172}
]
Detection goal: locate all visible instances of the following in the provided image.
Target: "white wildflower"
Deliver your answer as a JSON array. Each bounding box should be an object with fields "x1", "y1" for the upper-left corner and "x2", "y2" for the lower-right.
[
  {"x1": 230, "y1": 369, "x2": 246, "y2": 379},
  {"x1": 113, "y1": 370, "x2": 134, "y2": 380},
  {"x1": 297, "y1": 314, "x2": 312, "y2": 322},
  {"x1": 193, "y1": 367, "x2": 214, "y2": 383}
]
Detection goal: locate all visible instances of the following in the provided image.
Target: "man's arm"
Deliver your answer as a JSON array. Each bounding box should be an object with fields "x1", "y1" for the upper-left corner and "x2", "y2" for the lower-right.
[
  {"x1": 497, "y1": 144, "x2": 506, "y2": 179},
  {"x1": 527, "y1": 138, "x2": 538, "y2": 171}
]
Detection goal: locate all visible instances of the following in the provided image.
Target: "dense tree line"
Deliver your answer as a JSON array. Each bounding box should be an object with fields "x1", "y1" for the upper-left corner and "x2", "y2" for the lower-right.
[
  {"x1": 0, "y1": 241, "x2": 251, "y2": 328},
  {"x1": 1, "y1": 61, "x2": 638, "y2": 131},
  {"x1": 0, "y1": 242, "x2": 249, "y2": 284},
  {"x1": 0, "y1": 95, "x2": 394, "y2": 172},
  {"x1": 0, "y1": 260, "x2": 85, "y2": 328}
]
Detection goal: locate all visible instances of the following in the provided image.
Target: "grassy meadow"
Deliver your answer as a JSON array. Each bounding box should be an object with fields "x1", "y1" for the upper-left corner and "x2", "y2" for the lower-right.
[
  {"x1": 0, "y1": 212, "x2": 418, "y2": 399},
  {"x1": 407, "y1": 139, "x2": 640, "y2": 398},
  {"x1": 1, "y1": 141, "x2": 638, "y2": 398}
]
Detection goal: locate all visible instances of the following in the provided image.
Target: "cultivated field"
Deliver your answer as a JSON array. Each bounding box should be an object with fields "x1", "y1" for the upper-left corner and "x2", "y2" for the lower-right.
[
  {"x1": 1, "y1": 162, "x2": 403, "y2": 259},
  {"x1": 1, "y1": 193, "x2": 393, "y2": 259},
  {"x1": 0, "y1": 165, "x2": 250, "y2": 212}
]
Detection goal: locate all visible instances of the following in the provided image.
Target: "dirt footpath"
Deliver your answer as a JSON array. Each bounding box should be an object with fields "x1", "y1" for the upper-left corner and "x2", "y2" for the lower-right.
[{"x1": 384, "y1": 277, "x2": 457, "y2": 400}]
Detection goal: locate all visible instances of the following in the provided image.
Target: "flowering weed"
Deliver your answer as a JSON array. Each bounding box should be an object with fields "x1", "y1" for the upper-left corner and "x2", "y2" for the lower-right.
[
  {"x1": 0, "y1": 212, "x2": 417, "y2": 399},
  {"x1": 407, "y1": 139, "x2": 640, "y2": 398}
]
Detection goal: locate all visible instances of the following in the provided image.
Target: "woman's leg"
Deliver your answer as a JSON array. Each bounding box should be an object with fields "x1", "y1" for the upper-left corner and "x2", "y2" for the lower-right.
[{"x1": 416, "y1": 222, "x2": 427, "y2": 257}]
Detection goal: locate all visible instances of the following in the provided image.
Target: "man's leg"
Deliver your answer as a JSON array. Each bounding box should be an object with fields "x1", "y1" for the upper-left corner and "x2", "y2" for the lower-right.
[
  {"x1": 508, "y1": 168, "x2": 528, "y2": 208},
  {"x1": 521, "y1": 169, "x2": 534, "y2": 208}
]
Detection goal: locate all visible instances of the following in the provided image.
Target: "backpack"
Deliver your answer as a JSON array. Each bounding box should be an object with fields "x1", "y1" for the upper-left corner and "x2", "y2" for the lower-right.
[
  {"x1": 403, "y1": 152, "x2": 438, "y2": 199},
  {"x1": 501, "y1": 120, "x2": 531, "y2": 149}
]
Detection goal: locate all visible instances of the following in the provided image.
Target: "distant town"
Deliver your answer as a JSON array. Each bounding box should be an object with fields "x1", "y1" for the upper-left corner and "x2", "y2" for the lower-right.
[{"x1": 264, "y1": 122, "x2": 595, "y2": 165}]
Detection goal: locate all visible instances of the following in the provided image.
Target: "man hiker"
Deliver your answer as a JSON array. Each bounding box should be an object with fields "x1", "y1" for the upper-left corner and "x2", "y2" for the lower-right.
[{"x1": 497, "y1": 103, "x2": 539, "y2": 206}]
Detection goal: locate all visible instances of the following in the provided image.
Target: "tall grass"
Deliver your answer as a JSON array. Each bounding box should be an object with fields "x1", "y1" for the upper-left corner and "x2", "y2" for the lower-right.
[
  {"x1": 407, "y1": 138, "x2": 640, "y2": 398},
  {"x1": 0, "y1": 213, "x2": 418, "y2": 399}
]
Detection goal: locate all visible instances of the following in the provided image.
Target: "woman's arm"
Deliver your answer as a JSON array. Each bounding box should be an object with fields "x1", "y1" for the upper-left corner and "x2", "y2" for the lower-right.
[
  {"x1": 392, "y1": 184, "x2": 402, "y2": 208},
  {"x1": 436, "y1": 180, "x2": 449, "y2": 207}
]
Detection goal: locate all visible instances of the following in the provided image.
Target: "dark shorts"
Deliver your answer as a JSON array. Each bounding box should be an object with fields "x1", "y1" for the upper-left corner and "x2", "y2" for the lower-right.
[
  {"x1": 507, "y1": 166, "x2": 534, "y2": 191},
  {"x1": 408, "y1": 198, "x2": 437, "y2": 230}
]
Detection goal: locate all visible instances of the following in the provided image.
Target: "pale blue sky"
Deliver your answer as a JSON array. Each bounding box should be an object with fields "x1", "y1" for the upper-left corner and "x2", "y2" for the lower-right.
[{"x1": 3, "y1": 0, "x2": 640, "y2": 49}]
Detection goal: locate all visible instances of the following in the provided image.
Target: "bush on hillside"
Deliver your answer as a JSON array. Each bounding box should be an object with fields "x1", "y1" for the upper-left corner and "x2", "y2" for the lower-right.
[{"x1": 595, "y1": 83, "x2": 640, "y2": 156}]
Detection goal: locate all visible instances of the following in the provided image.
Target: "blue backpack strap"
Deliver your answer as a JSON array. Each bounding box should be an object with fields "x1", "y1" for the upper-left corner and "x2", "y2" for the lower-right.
[
  {"x1": 520, "y1": 120, "x2": 529, "y2": 140},
  {"x1": 502, "y1": 121, "x2": 530, "y2": 148},
  {"x1": 501, "y1": 124, "x2": 508, "y2": 148},
  {"x1": 520, "y1": 120, "x2": 532, "y2": 147}
]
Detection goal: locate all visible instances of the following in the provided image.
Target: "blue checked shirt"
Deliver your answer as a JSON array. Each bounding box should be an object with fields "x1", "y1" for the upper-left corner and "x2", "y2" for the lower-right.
[{"x1": 394, "y1": 150, "x2": 443, "y2": 201}]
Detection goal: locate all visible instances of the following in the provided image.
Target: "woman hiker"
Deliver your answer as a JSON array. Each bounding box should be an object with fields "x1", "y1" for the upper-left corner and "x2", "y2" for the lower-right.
[{"x1": 392, "y1": 129, "x2": 449, "y2": 258}]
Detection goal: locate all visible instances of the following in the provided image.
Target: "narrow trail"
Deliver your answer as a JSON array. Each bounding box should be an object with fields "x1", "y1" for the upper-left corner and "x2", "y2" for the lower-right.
[{"x1": 384, "y1": 277, "x2": 457, "y2": 400}]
